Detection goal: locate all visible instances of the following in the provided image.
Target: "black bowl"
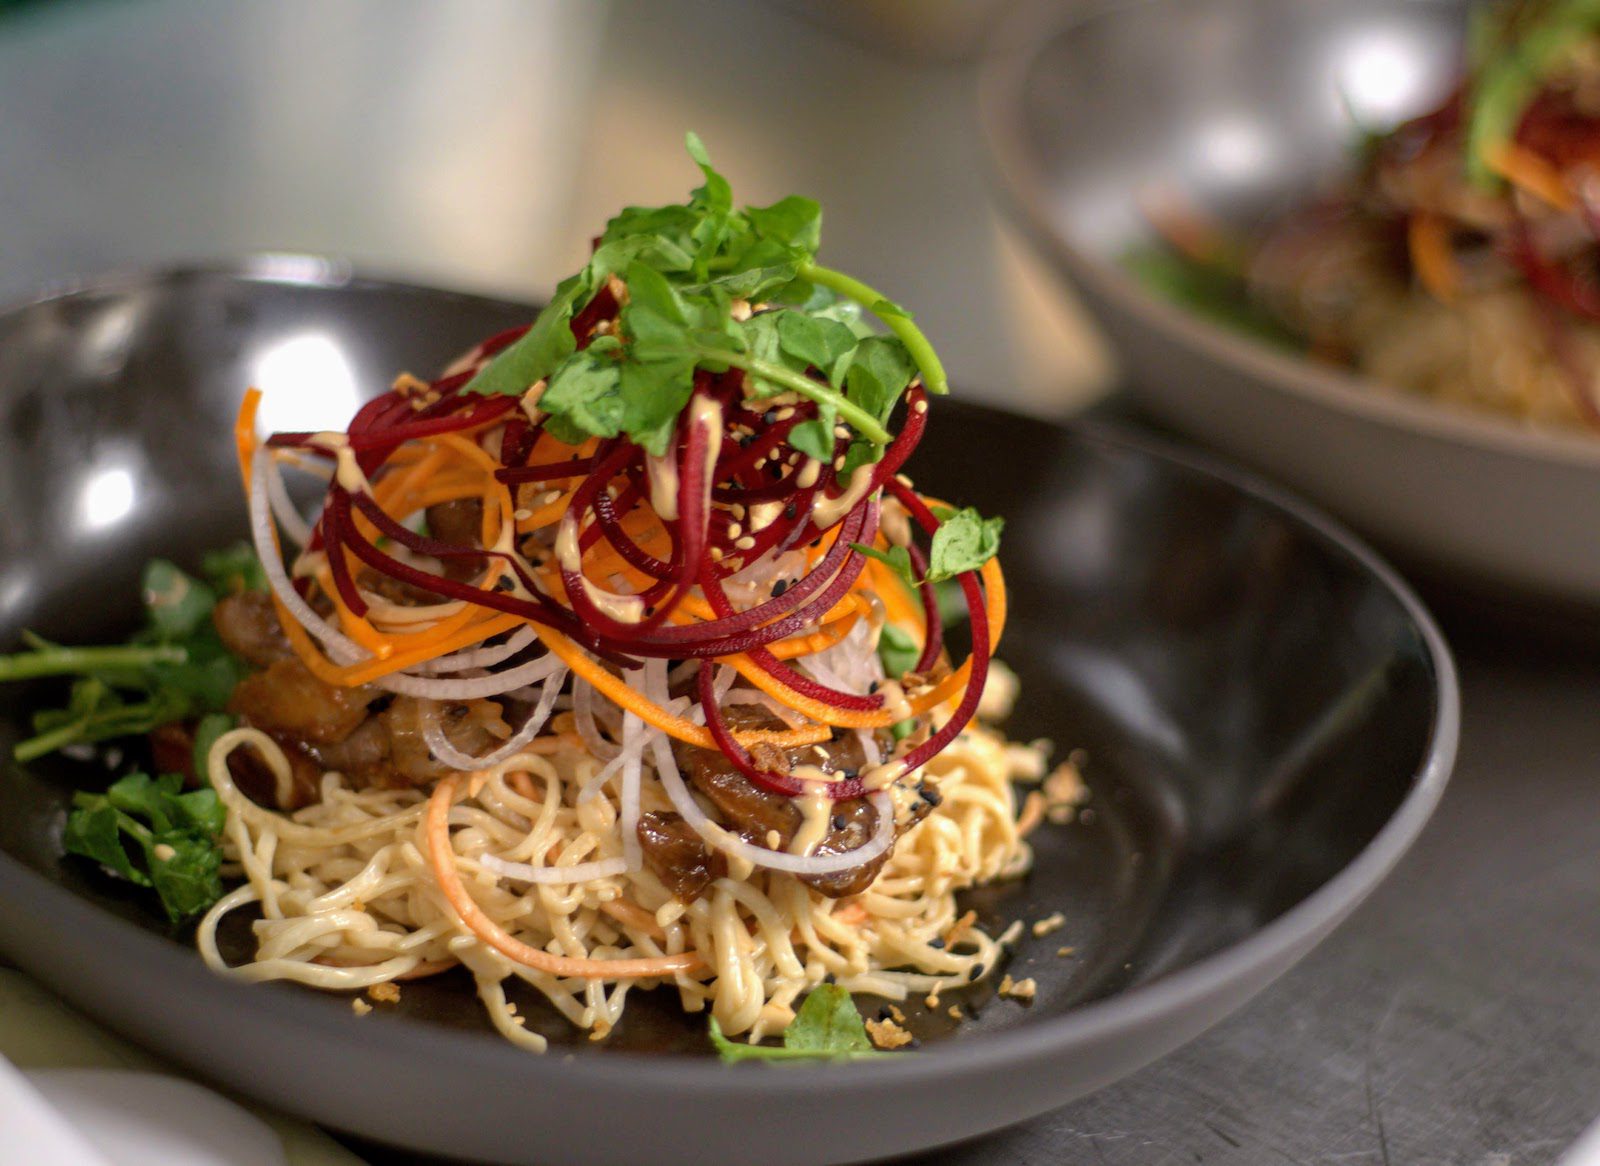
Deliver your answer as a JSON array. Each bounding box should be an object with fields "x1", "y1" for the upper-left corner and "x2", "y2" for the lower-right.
[{"x1": 0, "y1": 263, "x2": 1456, "y2": 1165}]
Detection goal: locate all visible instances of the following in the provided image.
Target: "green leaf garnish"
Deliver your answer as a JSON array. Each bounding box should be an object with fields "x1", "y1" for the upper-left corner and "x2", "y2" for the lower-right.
[
  {"x1": 1465, "y1": 0, "x2": 1600, "y2": 187},
  {"x1": 926, "y1": 507, "x2": 1004, "y2": 584},
  {"x1": 462, "y1": 133, "x2": 949, "y2": 460},
  {"x1": 710, "y1": 984, "x2": 895, "y2": 1063},
  {"x1": 877, "y1": 623, "x2": 921, "y2": 680},
  {"x1": 62, "y1": 771, "x2": 226, "y2": 923},
  {"x1": 1, "y1": 557, "x2": 255, "y2": 762}
]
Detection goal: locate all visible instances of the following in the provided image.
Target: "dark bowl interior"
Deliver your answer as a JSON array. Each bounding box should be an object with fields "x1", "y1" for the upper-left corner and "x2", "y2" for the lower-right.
[{"x1": 0, "y1": 266, "x2": 1453, "y2": 1165}]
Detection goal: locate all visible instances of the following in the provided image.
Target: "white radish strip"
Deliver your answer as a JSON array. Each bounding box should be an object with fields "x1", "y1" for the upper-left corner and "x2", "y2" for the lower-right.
[
  {"x1": 479, "y1": 852, "x2": 629, "y2": 885},
  {"x1": 375, "y1": 651, "x2": 563, "y2": 701},
  {"x1": 620, "y1": 710, "x2": 643, "y2": 873},
  {"x1": 251, "y1": 450, "x2": 363, "y2": 665},
  {"x1": 420, "y1": 665, "x2": 568, "y2": 771},
  {"x1": 256, "y1": 451, "x2": 560, "y2": 699},
  {"x1": 265, "y1": 453, "x2": 314, "y2": 547},
  {"x1": 855, "y1": 729, "x2": 882, "y2": 769},
  {"x1": 573, "y1": 678, "x2": 621, "y2": 762},
  {"x1": 415, "y1": 626, "x2": 538, "y2": 675}
]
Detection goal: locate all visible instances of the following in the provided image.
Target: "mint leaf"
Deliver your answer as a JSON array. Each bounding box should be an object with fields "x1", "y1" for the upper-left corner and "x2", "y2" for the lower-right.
[
  {"x1": 711, "y1": 984, "x2": 892, "y2": 1063},
  {"x1": 926, "y1": 507, "x2": 1004, "y2": 583}
]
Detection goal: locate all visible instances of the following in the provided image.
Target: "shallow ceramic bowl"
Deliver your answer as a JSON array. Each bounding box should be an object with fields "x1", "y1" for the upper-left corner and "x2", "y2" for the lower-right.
[
  {"x1": 982, "y1": 0, "x2": 1600, "y2": 608},
  {"x1": 0, "y1": 264, "x2": 1455, "y2": 1165}
]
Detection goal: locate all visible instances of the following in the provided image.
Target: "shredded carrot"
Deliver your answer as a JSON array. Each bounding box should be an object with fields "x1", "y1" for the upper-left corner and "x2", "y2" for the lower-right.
[
  {"x1": 234, "y1": 388, "x2": 261, "y2": 497},
  {"x1": 1485, "y1": 140, "x2": 1574, "y2": 211},
  {"x1": 531, "y1": 625, "x2": 832, "y2": 751},
  {"x1": 1408, "y1": 212, "x2": 1460, "y2": 305},
  {"x1": 426, "y1": 775, "x2": 701, "y2": 979}
]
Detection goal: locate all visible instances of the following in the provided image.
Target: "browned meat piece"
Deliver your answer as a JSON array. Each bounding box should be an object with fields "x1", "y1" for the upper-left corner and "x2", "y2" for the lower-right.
[
  {"x1": 227, "y1": 658, "x2": 380, "y2": 745},
  {"x1": 356, "y1": 569, "x2": 444, "y2": 607},
  {"x1": 426, "y1": 498, "x2": 486, "y2": 582},
  {"x1": 671, "y1": 706, "x2": 930, "y2": 898},
  {"x1": 149, "y1": 721, "x2": 197, "y2": 780},
  {"x1": 425, "y1": 498, "x2": 484, "y2": 547},
  {"x1": 212, "y1": 592, "x2": 293, "y2": 667},
  {"x1": 637, "y1": 811, "x2": 726, "y2": 901},
  {"x1": 235, "y1": 731, "x2": 325, "y2": 809},
  {"x1": 377, "y1": 696, "x2": 510, "y2": 786},
  {"x1": 148, "y1": 718, "x2": 322, "y2": 809}
]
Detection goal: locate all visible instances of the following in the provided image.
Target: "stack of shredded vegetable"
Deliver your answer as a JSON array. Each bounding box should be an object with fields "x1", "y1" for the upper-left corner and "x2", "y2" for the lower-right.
[
  {"x1": 241, "y1": 132, "x2": 1005, "y2": 808},
  {"x1": 6, "y1": 135, "x2": 1052, "y2": 1055}
]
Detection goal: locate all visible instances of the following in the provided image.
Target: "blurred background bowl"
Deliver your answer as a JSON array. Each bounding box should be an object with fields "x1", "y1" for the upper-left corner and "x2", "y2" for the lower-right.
[{"x1": 981, "y1": 0, "x2": 1600, "y2": 610}]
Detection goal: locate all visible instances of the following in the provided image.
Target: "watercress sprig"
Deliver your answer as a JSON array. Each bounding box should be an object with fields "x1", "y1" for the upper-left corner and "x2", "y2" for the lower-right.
[{"x1": 464, "y1": 133, "x2": 943, "y2": 460}]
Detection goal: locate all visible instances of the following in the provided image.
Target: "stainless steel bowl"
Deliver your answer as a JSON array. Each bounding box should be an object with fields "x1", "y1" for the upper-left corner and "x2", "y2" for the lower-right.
[{"x1": 982, "y1": 0, "x2": 1600, "y2": 606}]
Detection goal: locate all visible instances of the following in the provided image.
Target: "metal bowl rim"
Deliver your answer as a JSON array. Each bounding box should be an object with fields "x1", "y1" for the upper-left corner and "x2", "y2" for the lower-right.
[{"x1": 977, "y1": 0, "x2": 1600, "y2": 473}]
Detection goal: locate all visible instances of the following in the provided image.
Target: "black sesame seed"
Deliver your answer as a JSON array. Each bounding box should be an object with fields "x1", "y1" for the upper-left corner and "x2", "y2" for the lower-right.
[
  {"x1": 783, "y1": 501, "x2": 797, "y2": 520},
  {"x1": 763, "y1": 409, "x2": 778, "y2": 425},
  {"x1": 840, "y1": 767, "x2": 859, "y2": 779},
  {"x1": 831, "y1": 815, "x2": 846, "y2": 831},
  {"x1": 868, "y1": 681, "x2": 879, "y2": 694},
  {"x1": 738, "y1": 433, "x2": 754, "y2": 447},
  {"x1": 768, "y1": 463, "x2": 784, "y2": 479},
  {"x1": 969, "y1": 963, "x2": 985, "y2": 980},
  {"x1": 772, "y1": 579, "x2": 789, "y2": 597},
  {"x1": 929, "y1": 937, "x2": 946, "y2": 950},
  {"x1": 823, "y1": 973, "x2": 836, "y2": 985},
  {"x1": 493, "y1": 576, "x2": 516, "y2": 592},
  {"x1": 920, "y1": 786, "x2": 943, "y2": 807}
]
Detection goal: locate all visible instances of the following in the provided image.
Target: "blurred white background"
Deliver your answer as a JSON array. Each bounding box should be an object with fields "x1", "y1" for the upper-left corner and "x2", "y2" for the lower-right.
[{"x1": 0, "y1": 0, "x2": 1108, "y2": 413}]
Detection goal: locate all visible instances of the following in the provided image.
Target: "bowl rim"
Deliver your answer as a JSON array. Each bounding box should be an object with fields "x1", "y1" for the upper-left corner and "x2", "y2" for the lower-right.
[
  {"x1": 977, "y1": 0, "x2": 1600, "y2": 473},
  {"x1": 0, "y1": 261, "x2": 1459, "y2": 1100}
]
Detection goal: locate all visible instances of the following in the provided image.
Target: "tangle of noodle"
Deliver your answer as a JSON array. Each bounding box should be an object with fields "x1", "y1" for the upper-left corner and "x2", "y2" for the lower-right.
[{"x1": 197, "y1": 711, "x2": 1039, "y2": 1052}]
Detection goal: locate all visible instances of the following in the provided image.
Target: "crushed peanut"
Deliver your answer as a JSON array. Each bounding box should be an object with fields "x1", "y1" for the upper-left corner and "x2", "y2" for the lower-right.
[
  {"x1": 1032, "y1": 912, "x2": 1067, "y2": 938},
  {"x1": 865, "y1": 1017, "x2": 914, "y2": 1050}
]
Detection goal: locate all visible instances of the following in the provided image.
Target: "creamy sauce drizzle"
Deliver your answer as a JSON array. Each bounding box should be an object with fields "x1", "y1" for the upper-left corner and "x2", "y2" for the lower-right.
[
  {"x1": 645, "y1": 451, "x2": 680, "y2": 521},
  {"x1": 811, "y1": 464, "x2": 878, "y2": 529},
  {"x1": 788, "y1": 781, "x2": 834, "y2": 857}
]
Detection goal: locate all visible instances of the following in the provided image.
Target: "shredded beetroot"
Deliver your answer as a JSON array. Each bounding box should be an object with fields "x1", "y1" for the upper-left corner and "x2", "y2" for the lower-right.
[{"x1": 262, "y1": 284, "x2": 989, "y2": 804}]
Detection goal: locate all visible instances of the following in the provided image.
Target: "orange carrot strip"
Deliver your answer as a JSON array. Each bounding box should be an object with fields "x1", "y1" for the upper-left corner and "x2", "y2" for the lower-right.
[
  {"x1": 531, "y1": 626, "x2": 831, "y2": 750},
  {"x1": 425, "y1": 775, "x2": 701, "y2": 979},
  {"x1": 234, "y1": 388, "x2": 262, "y2": 497},
  {"x1": 1408, "y1": 212, "x2": 1460, "y2": 304},
  {"x1": 1485, "y1": 140, "x2": 1574, "y2": 211}
]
